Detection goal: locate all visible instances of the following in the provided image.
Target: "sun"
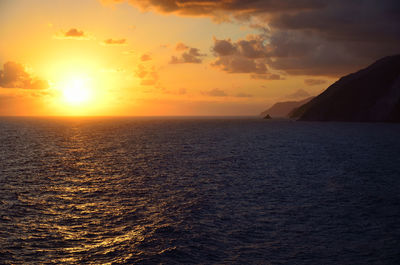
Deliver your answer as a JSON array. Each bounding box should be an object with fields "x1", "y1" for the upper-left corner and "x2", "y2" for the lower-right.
[
  {"x1": 61, "y1": 76, "x2": 93, "y2": 105},
  {"x1": 51, "y1": 70, "x2": 108, "y2": 115}
]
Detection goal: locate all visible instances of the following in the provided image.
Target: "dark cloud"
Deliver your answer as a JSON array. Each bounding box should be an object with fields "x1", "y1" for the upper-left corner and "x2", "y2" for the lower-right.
[
  {"x1": 237, "y1": 39, "x2": 268, "y2": 59},
  {"x1": 212, "y1": 36, "x2": 267, "y2": 59},
  {"x1": 111, "y1": 0, "x2": 325, "y2": 16},
  {"x1": 0, "y1": 62, "x2": 48, "y2": 90},
  {"x1": 212, "y1": 30, "x2": 363, "y2": 76},
  {"x1": 211, "y1": 36, "x2": 271, "y2": 76},
  {"x1": 140, "y1": 54, "x2": 152, "y2": 61},
  {"x1": 213, "y1": 56, "x2": 267, "y2": 74},
  {"x1": 170, "y1": 47, "x2": 205, "y2": 64},
  {"x1": 286, "y1": 89, "x2": 310, "y2": 99},
  {"x1": 304, "y1": 79, "x2": 327, "y2": 86},
  {"x1": 202, "y1": 88, "x2": 227, "y2": 97},
  {"x1": 213, "y1": 39, "x2": 237, "y2": 56},
  {"x1": 271, "y1": 1, "x2": 400, "y2": 43},
  {"x1": 102, "y1": 38, "x2": 127, "y2": 45},
  {"x1": 55, "y1": 28, "x2": 90, "y2": 40},
  {"x1": 262, "y1": 30, "x2": 394, "y2": 76},
  {"x1": 107, "y1": 0, "x2": 400, "y2": 76}
]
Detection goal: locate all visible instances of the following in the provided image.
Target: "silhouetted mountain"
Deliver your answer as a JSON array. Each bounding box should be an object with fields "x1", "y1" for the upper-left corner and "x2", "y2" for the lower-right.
[
  {"x1": 261, "y1": 97, "x2": 313, "y2": 118},
  {"x1": 290, "y1": 55, "x2": 400, "y2": 122}
]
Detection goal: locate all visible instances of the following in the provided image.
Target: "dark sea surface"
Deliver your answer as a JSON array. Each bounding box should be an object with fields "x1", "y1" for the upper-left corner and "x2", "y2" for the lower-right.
[{"x1": 1, "y1": 117, "x2": 400, "y2": 264}]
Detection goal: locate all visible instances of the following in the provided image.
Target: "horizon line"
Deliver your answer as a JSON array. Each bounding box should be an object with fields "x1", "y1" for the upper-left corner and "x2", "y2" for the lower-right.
[{"x1": 0, "y1": 115, "x2": 261, "y2": 118}]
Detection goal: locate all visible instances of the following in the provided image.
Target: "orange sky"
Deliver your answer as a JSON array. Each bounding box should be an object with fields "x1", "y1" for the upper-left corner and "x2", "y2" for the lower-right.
[{"x1": 3, "y1": 0, "x2": 395, "y2": 116}]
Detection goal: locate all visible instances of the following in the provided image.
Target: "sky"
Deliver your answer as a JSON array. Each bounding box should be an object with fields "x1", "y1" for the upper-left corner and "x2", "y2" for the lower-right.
[{"x1": 0, "y1": 0, "x2": 399, "y2": 116}]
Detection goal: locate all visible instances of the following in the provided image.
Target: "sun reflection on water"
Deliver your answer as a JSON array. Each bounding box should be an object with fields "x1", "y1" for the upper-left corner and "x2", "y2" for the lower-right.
[{"x1": 38, "y1": 123, "x2": 147, "y2": 263}]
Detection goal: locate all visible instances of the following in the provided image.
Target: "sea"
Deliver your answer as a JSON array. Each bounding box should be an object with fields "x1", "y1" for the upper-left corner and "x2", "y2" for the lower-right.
[{"x1": 0, "y1": 117, "x2": 399, "y2": 264}]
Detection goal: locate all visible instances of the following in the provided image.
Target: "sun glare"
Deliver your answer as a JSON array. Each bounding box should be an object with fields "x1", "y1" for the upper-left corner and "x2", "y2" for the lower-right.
[{"x1": 61, "y1": 76, "x2": 93, "y2": 105}]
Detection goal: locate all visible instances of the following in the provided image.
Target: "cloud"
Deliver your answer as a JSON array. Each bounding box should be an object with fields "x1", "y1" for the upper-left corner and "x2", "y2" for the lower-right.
[
  {"x1": 211, "y1": 33, "x2": 352, "y2": 77},
  {"x1": 202, "y1": 88, "x2": 227, "y2": 97},
  {"x1": 0, "y1": 62, "x2": 48, "y2": 90},
  {"x1": 101, "y1": 38, "x2": 127, "y2": 45},
  {"x1": 304, "y1": 79, "x2": 327, "y2": 86},
  {"x1": 54, "y1": 28, "x2": 91, "y2": 40},
  {"x1": 212, "y1": 36, "x2": 267, "y2": 59},
  {"x1": 175, "y1": 42, "x2": 188, "y2": 51},
  {"x1": 170, "y1": 46, "x2": 205, "y2": 64},
  {"x1": 140, "y1": 53, "x2": 152, "y2": 61},
  {"x1": 235, "y1": 92, "x2": 252, "y2": 98},
  {"x1": 65, "y1": 28, "x2": 85, "y2": 37},
  {"x1": 106, "y1": 0, "x2": 400, "y2": 77},
  {"x1": 210, "y1": 30, "x2": 373, "y2": 76},
  {"x1": 213, "y1": 39, "x2": 237, "y2": 56},
  {"x1": 270, "y1": 1, "x2": 400, "y2": 43},
  {"x1": 285, "y1": 89, "x2": 310, "y2": 99},
  {"x1": 105, "y1": 0, "x2": 324, "y2": 16},
  {"x1": 213, "y1": 56, "x2": 267, "y2": 74},
  {"x1": 261, "y1": 30, "x2": 372, "y2": 76},
  {"x1": 135, "y1": 64, "x2": 158, "y2": 86},
  {"x1": 211, "y1": 36, "x2": 284, "y2": 78},
  {"x1": 250, "y1": 73, "x2": 282, "y2": 80}
]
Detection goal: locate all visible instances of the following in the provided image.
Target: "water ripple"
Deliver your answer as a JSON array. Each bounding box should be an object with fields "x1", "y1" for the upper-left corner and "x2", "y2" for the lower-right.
[{"x1": 1, "y1": 117, "x2": 400, "y2": 264}]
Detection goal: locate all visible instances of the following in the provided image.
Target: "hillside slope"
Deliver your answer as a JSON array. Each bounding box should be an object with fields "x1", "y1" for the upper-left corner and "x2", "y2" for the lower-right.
[
  {"x1": 261, "y1": 97, "x2": 313, "y2": 118},
  {"x1": 290, "y1": 55, "x2": 400, "y2": 122}
]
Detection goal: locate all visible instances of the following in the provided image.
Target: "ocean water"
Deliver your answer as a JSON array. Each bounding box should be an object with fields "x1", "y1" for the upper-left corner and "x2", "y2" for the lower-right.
[{"x1": 0, "y1": 117, "x2": 400, "y2": 264}]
